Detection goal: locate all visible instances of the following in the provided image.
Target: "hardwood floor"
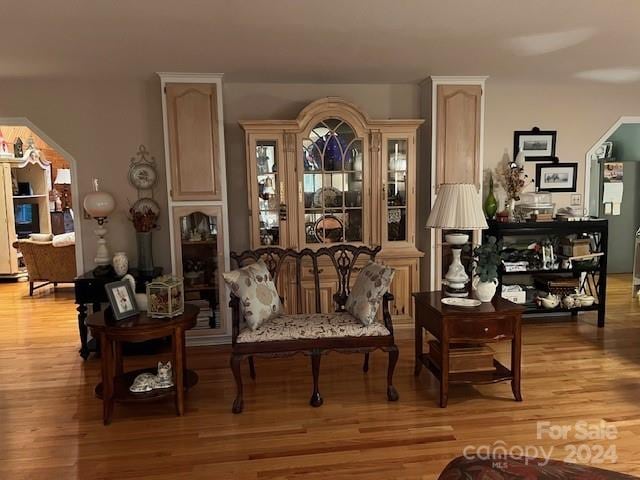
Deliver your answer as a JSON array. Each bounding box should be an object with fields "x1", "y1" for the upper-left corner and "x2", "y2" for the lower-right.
[{"x1": 1, "y1": 275, "x2": 640, "y2": 479}]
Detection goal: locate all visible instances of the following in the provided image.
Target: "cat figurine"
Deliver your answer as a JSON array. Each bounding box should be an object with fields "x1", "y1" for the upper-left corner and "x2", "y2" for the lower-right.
[{"x1": 129, "y1": 361, "x2": 174, "y2": 393}]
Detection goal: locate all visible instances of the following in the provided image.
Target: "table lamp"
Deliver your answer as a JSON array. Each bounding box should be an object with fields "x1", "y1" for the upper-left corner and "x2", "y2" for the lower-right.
[
  {"x1": 426, "y1": 183, "x2": 488, "y2": 297},
  {"x1": 54, "y1": 168, "x2": 72, "y2": 210},
  {"x1": 83, "y1": 179, "x2": 116, "y2": 275}
]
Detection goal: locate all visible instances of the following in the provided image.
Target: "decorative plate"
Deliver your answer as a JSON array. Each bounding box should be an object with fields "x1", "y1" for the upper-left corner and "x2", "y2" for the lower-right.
[
  {"x1": 441, "y1": 297, "x2": 481, "y2": 307},
  {"x1": 129, "y1": 163, "x2": 157, "y2": 190},
  {"x1": 131, "y1": 197, "x2": 160, "y2": 215},
  {"x1": 313, "y1": 186, "x2": 342, "y2": 208}
]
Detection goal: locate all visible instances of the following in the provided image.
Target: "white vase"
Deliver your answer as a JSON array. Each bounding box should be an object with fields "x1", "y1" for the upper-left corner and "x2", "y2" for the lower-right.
[
  {"x1": 112, "y1": 251, "x2": 129, "y2": 277},
  {"x1": 472, "y1": 276, "x2": 498, "y2": 302}
]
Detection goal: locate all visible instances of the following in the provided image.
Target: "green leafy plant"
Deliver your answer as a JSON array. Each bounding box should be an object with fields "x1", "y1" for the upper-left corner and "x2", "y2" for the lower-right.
[{"x1": 472, "y1": 236, "x2": 502, "y2": 282}]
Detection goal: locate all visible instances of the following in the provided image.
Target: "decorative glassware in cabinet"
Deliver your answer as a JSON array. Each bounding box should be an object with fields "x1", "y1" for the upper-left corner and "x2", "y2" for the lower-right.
[
  {"x1": 178, "y1": 211, "x2": 220, "y2": 330},
  {"x1": 387, "y1": 139, "x2": 408, "y2": 242},
  {"x1": 301, "y1": 118, "x2": 364, "y2": 244},
  {"x1": 256, "y1": 141, "x2": 280, "y2": 245}
]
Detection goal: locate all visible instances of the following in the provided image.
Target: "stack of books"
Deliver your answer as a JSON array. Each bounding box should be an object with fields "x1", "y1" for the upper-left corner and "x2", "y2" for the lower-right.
[{"x1": 188, "y1": 299, "x2": 214, "y2": 329}]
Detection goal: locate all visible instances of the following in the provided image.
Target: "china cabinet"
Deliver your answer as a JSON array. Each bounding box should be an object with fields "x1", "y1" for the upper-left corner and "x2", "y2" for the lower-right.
[
  {"x1": 159, "y1": 73, "x2": 230, "y2": 345},
  {"x1": 426, "y1": 76, "x2": 487, "y2": 291},
  {"x1": 0, "y1": 152, "x2": 52, "y2": 277},
  {"x1": 241, "y1": 97, "x2": 423, "y2": 324}
]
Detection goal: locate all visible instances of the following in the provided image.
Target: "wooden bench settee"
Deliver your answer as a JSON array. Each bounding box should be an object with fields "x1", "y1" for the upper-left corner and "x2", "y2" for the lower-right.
[{"x1": 229, "y1": 244, "x2": 399, "y2": 414}]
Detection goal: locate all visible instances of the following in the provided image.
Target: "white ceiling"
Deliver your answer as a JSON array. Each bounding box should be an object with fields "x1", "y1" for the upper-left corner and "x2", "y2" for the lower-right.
[{"x1": 4, "y1": 0, "x2": 640, "y2": 84}]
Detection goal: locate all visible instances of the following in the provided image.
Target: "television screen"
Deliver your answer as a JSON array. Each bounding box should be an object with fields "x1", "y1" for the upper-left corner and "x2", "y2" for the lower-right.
[
  {"x1": 14, "y1": 203, "x2": 39, "y2": 237},
  {"x1": 15, "y1": 204, "x2": 33, "y2": 224}
]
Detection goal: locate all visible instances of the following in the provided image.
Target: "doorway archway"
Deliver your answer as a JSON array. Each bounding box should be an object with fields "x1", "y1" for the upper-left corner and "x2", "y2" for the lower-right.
[
  {"x1": 0, "y1": 117, "x2": 84, "y2": 274},
  {"x1": 584, "y1": 116, "x2": 640, "y2": 216}
]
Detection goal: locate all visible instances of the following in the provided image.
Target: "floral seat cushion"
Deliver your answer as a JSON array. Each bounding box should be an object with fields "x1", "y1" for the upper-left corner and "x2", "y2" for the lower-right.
[{"x1": 236, "y1": 312, "x2": 391, "y2": 343}]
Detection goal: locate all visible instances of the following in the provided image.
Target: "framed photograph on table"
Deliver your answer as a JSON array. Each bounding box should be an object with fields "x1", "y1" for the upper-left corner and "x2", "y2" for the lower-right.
[
  {"x1": 105, "y1": 280, "x2": 139, "y2": 320},
  {"x1": 514, "y1": 127, "x2": 557, "y2": 162},
  {"x1": 535, "y1": 162, "x2": 578, "y2": 192}
]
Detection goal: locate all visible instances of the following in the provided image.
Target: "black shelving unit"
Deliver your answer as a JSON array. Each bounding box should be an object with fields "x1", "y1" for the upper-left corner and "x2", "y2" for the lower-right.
[{"x1": 485, "y1": 219, "x2": 608, "y2": 327}]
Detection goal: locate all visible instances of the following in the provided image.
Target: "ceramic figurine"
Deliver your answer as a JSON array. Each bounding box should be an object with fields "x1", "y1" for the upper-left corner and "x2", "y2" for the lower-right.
[
  {"x1": 121, "y1": 273, "x2": 147, "y2": 310},
  {"x1": 129, "y1": 361, "x2": 173, "y2": 393},
  {"x1": 13, "y1": 137, "x2": 23, "y2": 158}
]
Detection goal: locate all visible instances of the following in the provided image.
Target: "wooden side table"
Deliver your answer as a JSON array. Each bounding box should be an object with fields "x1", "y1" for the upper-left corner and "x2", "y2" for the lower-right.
[
  {"x1": 86, "y1": 304, "x2": 199, "y2": 425},
  {"x1": 412, "y1": 291, "x2": 525, "y2": 407},
  {"x1": 75, "y1": 267, "x2": 162, "y2": 359}
]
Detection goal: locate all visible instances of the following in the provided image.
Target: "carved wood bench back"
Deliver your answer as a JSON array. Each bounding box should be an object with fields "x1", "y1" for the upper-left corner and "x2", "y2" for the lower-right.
[{"x1": 230, "y1": 245, "x2": 381, "y2": 314}]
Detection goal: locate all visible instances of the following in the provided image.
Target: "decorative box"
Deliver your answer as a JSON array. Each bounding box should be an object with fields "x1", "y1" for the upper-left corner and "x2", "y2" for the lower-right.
[
  {"x1": 501, "y1": 285, "x2": 526, "y2": 304},
  {"x1": 560, "y1": 238, "x2": 591, "y2": 257},
  {"x1": 146, "y1": 275, "x2": 184, "y2": 318}
]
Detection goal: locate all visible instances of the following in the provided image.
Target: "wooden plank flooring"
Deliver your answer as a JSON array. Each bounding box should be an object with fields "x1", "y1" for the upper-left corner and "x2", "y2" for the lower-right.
[{"x1": 1, "y1": 275, "x2": 640, "y2": 479}]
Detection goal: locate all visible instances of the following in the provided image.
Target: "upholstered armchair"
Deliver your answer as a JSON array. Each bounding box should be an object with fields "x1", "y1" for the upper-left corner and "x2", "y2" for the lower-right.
[{"x1": 13, "y1": 240, "x2": 76, "y2": 295}]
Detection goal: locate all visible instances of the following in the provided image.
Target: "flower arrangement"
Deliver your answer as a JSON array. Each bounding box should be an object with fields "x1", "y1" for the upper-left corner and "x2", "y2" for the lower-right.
[
  {"x1": 495, "y1": 159, "x2": 530, "y2": 202},
  {"x1": 129, "y1": 207, "x2": 159, "y2": 232}
]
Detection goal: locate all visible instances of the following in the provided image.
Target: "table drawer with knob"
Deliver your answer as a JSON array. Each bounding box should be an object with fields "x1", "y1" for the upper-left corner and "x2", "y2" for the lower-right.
[{"x1": 449, "y1": 316, "x2": 514, "y2": 341}]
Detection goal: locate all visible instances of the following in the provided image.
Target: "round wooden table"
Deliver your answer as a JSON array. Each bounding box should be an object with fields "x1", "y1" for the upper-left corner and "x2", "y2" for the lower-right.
[{"x1": 86, "y1": 304, "x2": 199, "y2": 425}]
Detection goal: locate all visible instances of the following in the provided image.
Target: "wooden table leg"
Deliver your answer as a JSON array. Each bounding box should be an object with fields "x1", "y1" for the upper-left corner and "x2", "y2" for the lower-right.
[
  {"x1": 114, "y1": 341, "x2": 123, "y2": 377},
  {"x1": 99, "y1": 333, "x2": 114, "y2": 425},
  {"x1": 414, "y1": 319, "x2": 423, "y2": 376},
  {"x1": 511, "y1": 318, "x2": 523, "y2": 402},
  {"x1": 77, "y1": 304, "x2": 89, "y2": 360},
  {"x1": 439, "y1": 340, "x2": 449, "y2": 408},
  {"x1": 173, "y1": 327, "x2": 185, "y2": 416},
  {"x1": 181, "y1": 331, "x2": 189, "y2": 391}
]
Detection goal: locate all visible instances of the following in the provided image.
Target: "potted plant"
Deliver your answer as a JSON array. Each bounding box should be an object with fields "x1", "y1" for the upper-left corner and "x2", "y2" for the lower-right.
[{"x1": 471, "y1": 236, "x2": 502, "y2": 302}]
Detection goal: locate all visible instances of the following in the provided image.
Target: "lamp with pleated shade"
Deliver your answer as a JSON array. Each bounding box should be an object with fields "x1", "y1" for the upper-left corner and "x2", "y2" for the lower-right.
[{"x1": 426, "y1": 183, "x2": 488, "y2": 297}]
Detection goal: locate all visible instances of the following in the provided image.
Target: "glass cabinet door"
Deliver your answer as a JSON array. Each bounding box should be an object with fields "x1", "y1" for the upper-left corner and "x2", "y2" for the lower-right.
[
  {"x1": 252, "y1": 138, "x2": 284, "y2": 247},
  {"x1": 301, "y1": 118, "x2": 364, "y2": 245},
  {"x1": 173, "y1": 206, "x2": 225, "y2": 332},
  {"x1": 385, "y1": 138, "x2": 409, "y2": 243}
]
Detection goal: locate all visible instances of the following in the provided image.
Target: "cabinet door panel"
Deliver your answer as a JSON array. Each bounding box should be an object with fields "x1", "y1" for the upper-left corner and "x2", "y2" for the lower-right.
[
  {"x1": 436, "y1": 84, "x2": 482, "y2": 187},
  {"x1": 0, "y1": 165, "x2": 17, "y2": 273},
  {"x1": 301, "y1": 280, "x2": 338, "y2": 314},
  {"x1": 380, "y1": 258, "x2": 418, "y2": 322},
  {"x1": 246, "y1": 134, "x2": 288, "y2": 248},
  {"x1": 172, "y1": 205, "x2": 227, "y2": 336},
  {"x1": 166, "y1": 83, "x2": 220, "y2": 201}
]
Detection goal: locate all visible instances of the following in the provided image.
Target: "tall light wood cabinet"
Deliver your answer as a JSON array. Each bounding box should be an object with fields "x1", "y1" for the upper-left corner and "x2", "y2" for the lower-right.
[
  {"x1": 165, "y1": 83, "x2": 221, "y2": 201},
  {"x1": 427, "y1": 76, "x2": 487, "y2": 290},
  {"x1": 159, "y1": 73, "x2": 231, "y2": 345},
  {"x1": 0, "y1": 154, "x2": 52, "y2": 277},
  {"x1": 241, "y1": 97, "x2": 423, "y2": 325}
]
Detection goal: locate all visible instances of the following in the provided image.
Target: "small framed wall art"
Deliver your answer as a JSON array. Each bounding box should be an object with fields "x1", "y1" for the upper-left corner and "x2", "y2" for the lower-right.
[
  {"x1": 514, "y1": 127, "x2": 557, "y2": 162},
  {"x1": 535, "y1": 162, "x2": 578, "y2": 192}
]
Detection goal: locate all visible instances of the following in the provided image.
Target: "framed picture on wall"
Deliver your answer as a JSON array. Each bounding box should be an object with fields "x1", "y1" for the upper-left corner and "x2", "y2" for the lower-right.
[
  {"x1": 514, "y1": 127, "x2": 557, "y2": 162},
  {"x1": 594, "y1": 141, "x2": 613, "y2": 160},
  {"x1": 535, "y1": 162, "x2": 578, "y2": 192}
]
